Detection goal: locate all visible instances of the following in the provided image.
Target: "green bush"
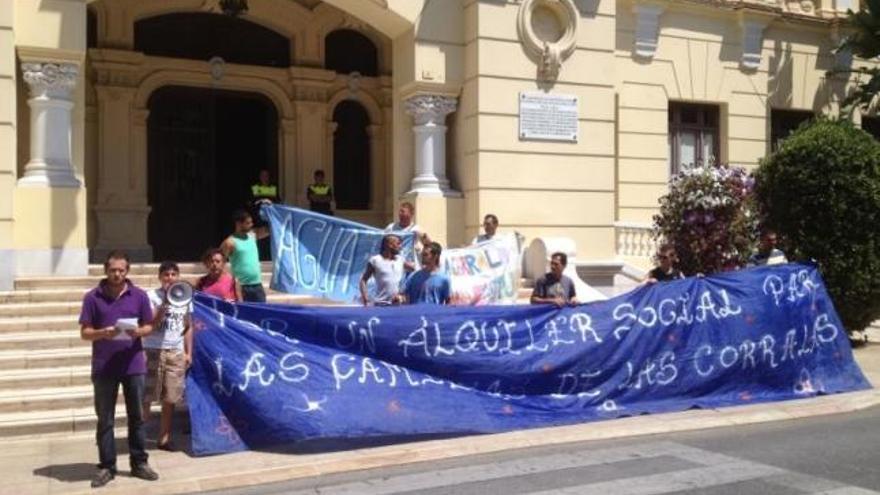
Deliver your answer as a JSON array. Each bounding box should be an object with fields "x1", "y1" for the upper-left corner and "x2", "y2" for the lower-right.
[
  {"x1": 653, "y1": 163, "x2": 758, "y2": 275},
  {"x1": 755, "y1": 119, "x2": 880, "y2": 332}
]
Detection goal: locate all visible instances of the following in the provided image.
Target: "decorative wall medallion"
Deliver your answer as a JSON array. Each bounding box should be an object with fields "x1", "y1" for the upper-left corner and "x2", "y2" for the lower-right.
[
  {"x1": 209, "y1": 56, "x2": 226, "y2": 81},
  {"x1": 516, "y1": 0, "x2": 579, "y2": 82},
  {"x1": 347, "y1": 71, "x2": 362, "y2": 94}
]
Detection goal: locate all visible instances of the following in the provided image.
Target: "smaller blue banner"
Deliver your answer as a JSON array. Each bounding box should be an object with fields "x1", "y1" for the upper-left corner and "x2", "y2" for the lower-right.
[{"x1": 263, "y1": 204, "x2": 415, "y2": 302}]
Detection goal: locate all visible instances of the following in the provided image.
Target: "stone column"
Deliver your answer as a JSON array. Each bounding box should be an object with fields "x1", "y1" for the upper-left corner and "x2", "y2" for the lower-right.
[
  {"x1": 11, "y1": 57, "x2": 88, "y2": 279},
  {"x1": 325, "y1": 120, "x2": 338, "y2": 186},
  {"x1": 280, "y1": 118, "x2": 297, "y2": 206},
  {"x1": 294, "y1": 101, "x2": 327, "y2": 207},
  {"x1": 404, "y1": 95, "x2": 459, "y2": 196},
  {"x1": 92, "y1": 85, "x2": 152, "y2": 261},
  {"x1": 367, "y1": 124, "x2": 385, "y2": 213},
  {"x1": 18, "y1": 62, "x2": 81, "y2": 187}
]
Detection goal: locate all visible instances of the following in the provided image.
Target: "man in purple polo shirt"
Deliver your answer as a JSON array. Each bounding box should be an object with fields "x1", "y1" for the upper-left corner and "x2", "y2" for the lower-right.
[{"x1": 79, "y1": 250, "x2": 159, "y2": 487}]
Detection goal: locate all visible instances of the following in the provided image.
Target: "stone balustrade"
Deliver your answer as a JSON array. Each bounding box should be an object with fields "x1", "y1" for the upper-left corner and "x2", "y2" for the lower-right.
[{"x1": 615, "y1": 222, "x2": 657, "y2": 260}]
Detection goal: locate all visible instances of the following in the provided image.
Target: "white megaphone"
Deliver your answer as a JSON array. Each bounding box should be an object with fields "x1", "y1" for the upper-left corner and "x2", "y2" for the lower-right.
[{"x1": 166, "y1": 281, "x2": 194, "y2": 307}]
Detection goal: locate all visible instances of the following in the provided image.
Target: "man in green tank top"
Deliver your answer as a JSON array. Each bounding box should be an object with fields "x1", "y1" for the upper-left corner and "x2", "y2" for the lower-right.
[{"x1": 221, "y1": 210, "x2": 270, "y2": 303}]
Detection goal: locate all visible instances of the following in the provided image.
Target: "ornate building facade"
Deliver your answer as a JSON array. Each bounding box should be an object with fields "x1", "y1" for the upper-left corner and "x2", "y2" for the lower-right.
[{"x1": 0, "y1": 0, "x2": 870, "y2": 289}]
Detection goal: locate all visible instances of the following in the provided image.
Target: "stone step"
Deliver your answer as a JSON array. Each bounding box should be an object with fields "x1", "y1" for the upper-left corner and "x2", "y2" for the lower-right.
[
  {"x1": 0, "y1": 365, "x2": 91, "y2": 391},
  {"x1": 87, "y1": 261, "x2": 273, "y2": 276},
  {"x1": 0, "y1": 330, "x2": 86, "y2": 352},
  {"x1": 0, "y1": 295, "x2": 339, "y2": 323},
  {"x1": 0, "y1": 288, "x2": 89, "y2": 304},
  {"x1": 0, "y1": 385, "x2": 104, "y2": 413},
  {"x1": 0, "y1": 301, "x2": 83, "y2": 317},
  {"x1": 0, "y1": 315, "x2": 79, "y2": 333},
  {"x1": 14, "y1": 272, "x2": 274, "y2": 290},
  {"x1": 0, "y1": 288, "x2": 331, "y2": 306},
  {"x1": 0, "y1": 347, "x2": 91, "y2": 371},
  {"x1": 0, "y1": 403, "x2": 186, "y2": 439}
]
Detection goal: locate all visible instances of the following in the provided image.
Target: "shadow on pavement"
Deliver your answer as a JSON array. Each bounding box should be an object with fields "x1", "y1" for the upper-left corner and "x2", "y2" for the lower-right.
[{"x1": 32, "y1": 463, "x2": 95, "y2": 483}]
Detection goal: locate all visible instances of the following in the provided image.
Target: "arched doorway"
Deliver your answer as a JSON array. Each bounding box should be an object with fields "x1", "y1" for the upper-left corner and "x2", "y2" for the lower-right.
[
  {"x1": 147, "y1": 86, "x2": 279, "y2": 260},
  {"x1": 333, "y1": 100, "x2": 371, "y2": 210}
]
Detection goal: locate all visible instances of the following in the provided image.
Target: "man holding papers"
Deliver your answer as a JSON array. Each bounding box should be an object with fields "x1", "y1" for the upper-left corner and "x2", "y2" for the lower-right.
[{"x1": 79, "y1": 250, "x2": 159, "y2": 488}]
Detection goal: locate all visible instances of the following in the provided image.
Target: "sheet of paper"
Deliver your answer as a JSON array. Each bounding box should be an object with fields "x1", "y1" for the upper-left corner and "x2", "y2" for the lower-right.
[{"x1": 113, "y1": 318, "x2": 139, "y2": 340}]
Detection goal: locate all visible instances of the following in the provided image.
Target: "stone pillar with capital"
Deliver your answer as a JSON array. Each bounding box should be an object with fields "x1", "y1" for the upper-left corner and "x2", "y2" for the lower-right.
[
  {"x1": 401, "y1": 94, "x2": 464, "y2": 247},
  {"x1": 19, "y1": 62, "x2": 81, "y2": 187},
  {"x1": 11, "y1": 57, "x2": 89, "y2": 281},
  {"x1": 404, "y1": 95, "x2": 460, "y2": 197}
]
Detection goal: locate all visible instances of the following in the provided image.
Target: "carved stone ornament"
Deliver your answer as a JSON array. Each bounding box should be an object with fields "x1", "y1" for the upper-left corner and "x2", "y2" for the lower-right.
[
  {"x1": 516, "y1": 0, "x2": 579, "y2": 82},
  {"x1": 740, "y1": 17, "x2": 770, "y2": 71},
  {"x1": 632, "y1": 3, "x2": 664, "y2": 60},
  {"x1": 21, "y1": 62, "x2": 78, "y2": 99},
  {"x1": 347, "y1": 71, "x2": 362, "y2": 94},
  {"x1": 404, "y1": 95, "x2": 457, "y2": 126}
]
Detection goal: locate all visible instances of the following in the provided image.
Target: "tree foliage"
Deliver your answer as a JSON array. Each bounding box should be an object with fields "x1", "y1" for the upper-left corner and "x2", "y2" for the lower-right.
[
  {"x1": 755, "y1": 119, "x2": 880, "y2": 332},
  {"x1": 835, "y1": 0, "x2": 880, "y2": 112},
  {"x1": 653, "y1": 163, "x2": 758, "y2": 276}
]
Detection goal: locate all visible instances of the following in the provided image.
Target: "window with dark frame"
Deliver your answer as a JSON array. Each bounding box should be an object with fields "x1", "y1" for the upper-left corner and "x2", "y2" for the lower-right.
[
  {"x1": 770, "y1": 109, "x2": 813, "y2": 152},
  {"x1": 668, "y1": 102, "x2": 720, "y2": 175},
  {"x1": 861, "y1": 115, "x2": 880, "y2": 141}
]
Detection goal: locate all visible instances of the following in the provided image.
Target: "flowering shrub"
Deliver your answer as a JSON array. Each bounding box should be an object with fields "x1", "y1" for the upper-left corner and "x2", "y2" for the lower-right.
[{"x1": 652, "y1": 163, "x2": 758, "y2": 275}]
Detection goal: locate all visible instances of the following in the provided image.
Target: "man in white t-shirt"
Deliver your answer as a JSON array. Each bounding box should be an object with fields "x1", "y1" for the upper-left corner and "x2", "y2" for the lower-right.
[
  {"x1": 143, "y1": 262, "x2": 192, "y2": 451},
  {"x1": 359, "y1": 234, "x2": 414, "y2": 305},
  {"x1": 385, "y1": 201, "x2": 431, "y2": 252}
]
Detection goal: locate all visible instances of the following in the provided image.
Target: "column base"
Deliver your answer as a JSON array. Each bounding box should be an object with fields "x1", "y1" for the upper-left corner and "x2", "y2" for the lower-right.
[
  {"x1": 406, "y1": 177, "x2": 463, "y2": 198},
  {"x1": 93, "y1": 204, "x2": 153, "y2": 262},
  {"x1": 17, "y1": 160, "x2": 82, "y2": 188},
  {"x1": 0, "y1": 250, "x2": 14, "y2": 291},
  {"x1": 14, "y1": 247, "x2": 89, "y2": 277},
  {"x1": 90, "y1": 245, "x2": 154, "y2": 264},
  {"x1": 11, "y1": 185, "x2": 89, "y2": 283},
  {"x1": 402, "y1": 192, "x2": 465, "y2": 247}
]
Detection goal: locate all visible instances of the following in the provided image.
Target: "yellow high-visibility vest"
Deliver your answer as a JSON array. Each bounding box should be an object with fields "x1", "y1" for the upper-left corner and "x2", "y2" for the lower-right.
[
  {"x1": 252, "y1": 184, "x2": 277, "y2": 197},
  {"x1": 308, "y1": 184, "x2": 331, "y2": 196}
]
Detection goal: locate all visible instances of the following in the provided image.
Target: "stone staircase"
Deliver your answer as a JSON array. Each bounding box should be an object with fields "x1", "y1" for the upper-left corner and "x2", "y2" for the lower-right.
[
  {"x1": 0, "y1": 263, "x2": 534, "y2": 440},
  {"x1": 0, "y1": 262, "x2": 329, "y2": 440}
]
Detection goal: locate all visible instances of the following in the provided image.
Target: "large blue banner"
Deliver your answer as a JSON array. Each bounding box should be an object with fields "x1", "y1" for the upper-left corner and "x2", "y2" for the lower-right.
[
  {"x1": 186, "y1": 264, "x2": 871, "y2": 456},
  {"x1": 263, "y1": 204, "x2": 416, "y2": 303}
]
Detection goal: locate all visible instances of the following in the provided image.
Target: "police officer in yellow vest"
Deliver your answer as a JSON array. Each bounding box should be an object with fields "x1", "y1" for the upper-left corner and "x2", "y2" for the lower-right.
[
  {"x1": 251, "y1": 169, "x2": 280, "y2": 207},
  {"x1": 250, "y1": 169, "x2": 280, "y2": 260},
  {"x1": 306, "y1": 169, "x2": 334, "y2": 216}
]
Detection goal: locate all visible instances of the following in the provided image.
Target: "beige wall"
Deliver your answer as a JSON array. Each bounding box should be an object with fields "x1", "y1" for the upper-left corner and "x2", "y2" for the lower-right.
[
  {"x1": 615, "y1": 1, "x2": 849, "y2": 225},
  {"x1": 3, "y1": 0, "x2": 873, "y2": 274},
  {"x1": 0, "y1": 1, "x2": 15, "y2": 251},
  {"x1": 466, "y1": 0, "x2": 618, "y2": 260},
  {"x1": 8, "y1": 0, "x2": 88, "y2": 282}
]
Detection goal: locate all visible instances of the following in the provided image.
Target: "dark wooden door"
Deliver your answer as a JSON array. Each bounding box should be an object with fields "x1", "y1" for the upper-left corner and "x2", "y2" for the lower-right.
[{"x1": 148, "y1": 86, "x2": 277, "y2": 261}]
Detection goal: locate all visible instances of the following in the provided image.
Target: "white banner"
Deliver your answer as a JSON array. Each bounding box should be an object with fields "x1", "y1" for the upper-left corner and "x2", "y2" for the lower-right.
[{"x1": 442, "y1": 234, "x2": 522, "y2": 305}]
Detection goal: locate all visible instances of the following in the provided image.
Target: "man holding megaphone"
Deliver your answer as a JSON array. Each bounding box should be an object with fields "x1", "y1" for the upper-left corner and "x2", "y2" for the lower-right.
[{"x1": 144, "y1": 261, "x2": 193, "y2": 452}]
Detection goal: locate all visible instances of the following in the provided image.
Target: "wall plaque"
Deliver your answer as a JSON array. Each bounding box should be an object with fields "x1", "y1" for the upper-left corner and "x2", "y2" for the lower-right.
[{"x1": 518, "y1": 92, "x2": 578, "y2": 142}]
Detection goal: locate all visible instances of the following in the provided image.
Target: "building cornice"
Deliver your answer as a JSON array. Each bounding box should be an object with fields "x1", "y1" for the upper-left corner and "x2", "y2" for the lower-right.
[{"x1": 653, "y1": 0, "x2": 850, "y2": 28}]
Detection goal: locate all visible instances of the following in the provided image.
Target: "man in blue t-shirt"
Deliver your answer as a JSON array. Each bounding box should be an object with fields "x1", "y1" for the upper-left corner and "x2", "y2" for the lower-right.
[{"x1": 403, "y1": 241, "x2": 451, "y2": 305}]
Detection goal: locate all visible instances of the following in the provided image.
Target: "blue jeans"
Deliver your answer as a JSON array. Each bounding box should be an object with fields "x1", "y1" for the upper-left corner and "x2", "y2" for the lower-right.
[
  {"x1": 241, "y1": 283, "x2": 266, "y2": 303},
  {"x1": 93, "y1": 374, "x2": 148, "y2": 470}
]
